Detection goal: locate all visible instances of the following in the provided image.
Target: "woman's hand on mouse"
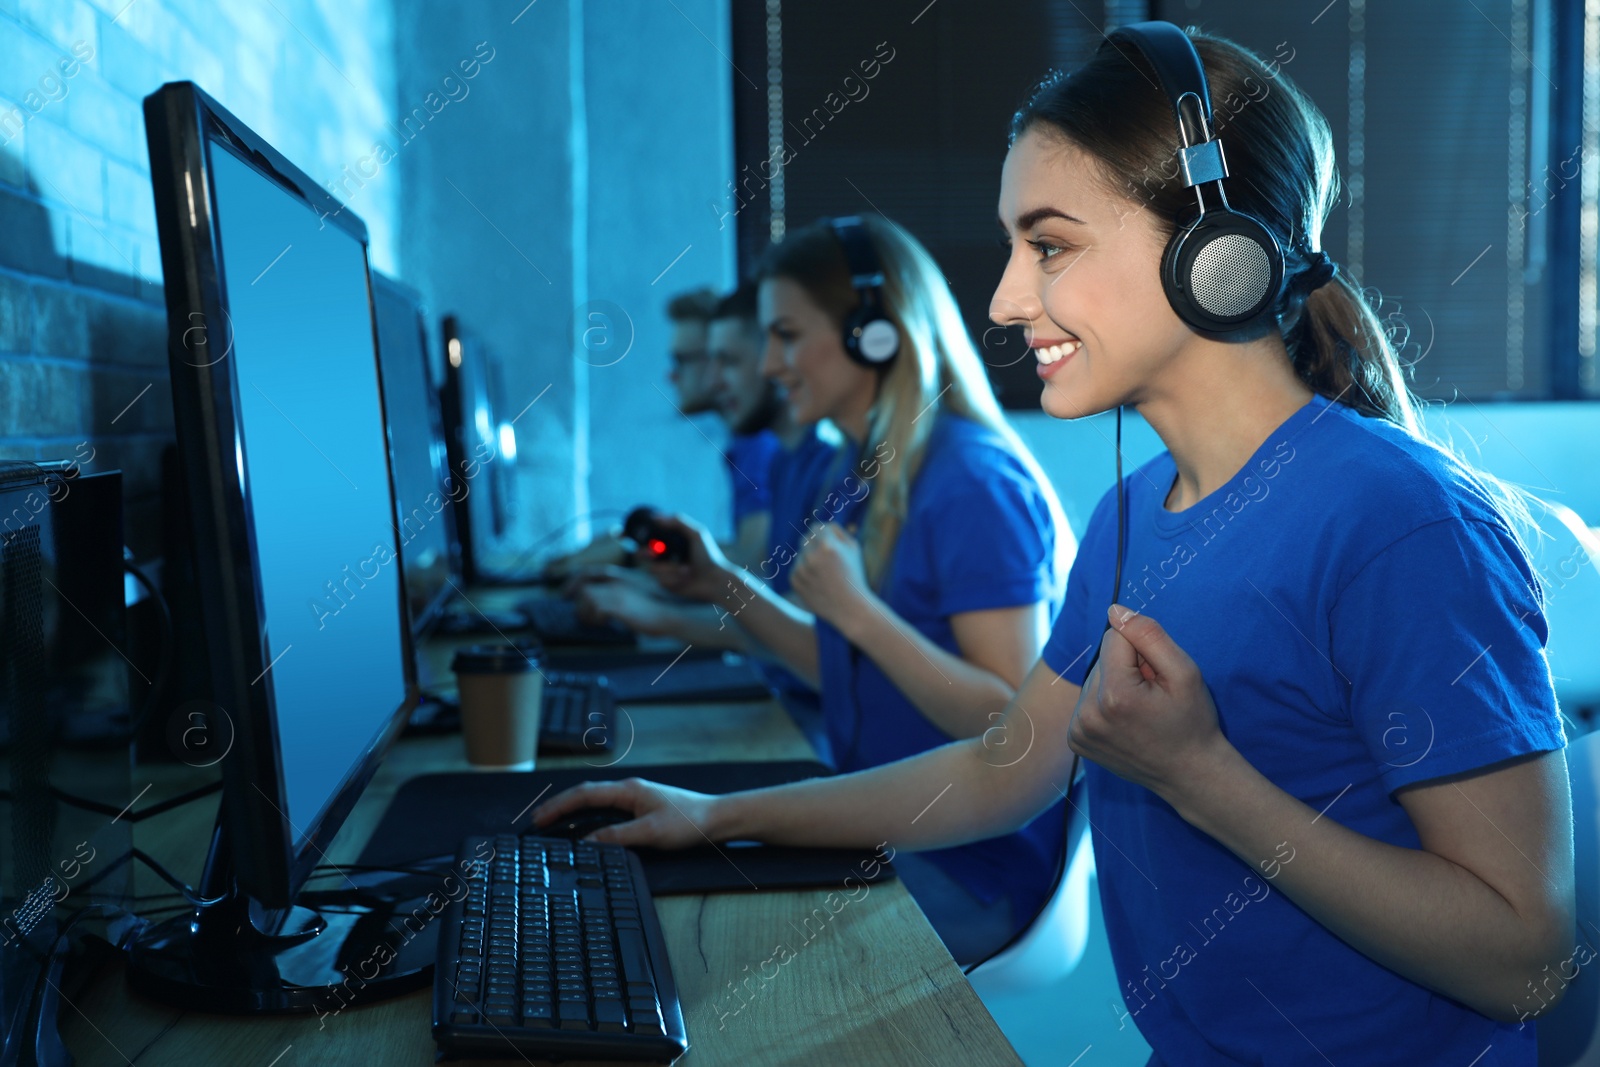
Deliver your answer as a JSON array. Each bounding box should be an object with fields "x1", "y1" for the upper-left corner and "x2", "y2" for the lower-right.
[
  {"x1": 644, "y1": 514, "x2": 737, "y2": 604},
  {"x1": 790, "y1": 523, "x2": 875, "y2": 638},
  {"x1": 1067, "y1": 604, "x2": 1235, "y2": 803},
  {"x1": 531, "y1": 778, "x2": 722, "y2": 850}
]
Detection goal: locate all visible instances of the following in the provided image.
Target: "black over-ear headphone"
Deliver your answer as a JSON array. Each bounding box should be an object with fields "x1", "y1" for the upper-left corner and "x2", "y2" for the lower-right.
[
  {"x1": 1104, "y1": 22, "x2": 1285, "y2": 333},
  {"x1": 829, "y1": 216, "x2": 901, "y2": 366}
]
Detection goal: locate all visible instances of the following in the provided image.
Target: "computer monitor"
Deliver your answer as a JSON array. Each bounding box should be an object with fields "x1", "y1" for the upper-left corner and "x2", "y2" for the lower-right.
[
  {"x1": 372, "y1": 273, "x2": 458, "y2": 636},
  {"x1": 133, "y1": 82, "x2": 427, "y2": 1011},
  {"x1": 439, "y1": 315, "x2": 519, "y2": 584}
]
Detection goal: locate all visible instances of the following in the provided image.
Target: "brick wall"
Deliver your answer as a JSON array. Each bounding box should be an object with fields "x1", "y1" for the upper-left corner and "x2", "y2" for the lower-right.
[
  {"x1": 0, "y1": 0, "x2": 396, "y2": 558},
  {"x1": 0, "y1": 0, "x2": 736, "y2": 566}
]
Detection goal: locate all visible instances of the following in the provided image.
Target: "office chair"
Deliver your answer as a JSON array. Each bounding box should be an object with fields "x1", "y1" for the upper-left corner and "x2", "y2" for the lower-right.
[
  {"x1": 1530, "y1": 501, "x2": 1600, "y2": 718},
  {"x1": 1530, "y1": 500, "x2": 1600, "y2": 1064},
  {"x1": 1536, "y1": 727, "x2": 1600, "y2": 1065},
  {"x1": 967, "y1": 779, "x2": 1095, "y2": 996}
]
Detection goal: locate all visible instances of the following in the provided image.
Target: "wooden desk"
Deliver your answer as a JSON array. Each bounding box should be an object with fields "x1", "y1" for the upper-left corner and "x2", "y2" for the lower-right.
[{"x1": 61, "y1": 665, "x2": 1022, "y2": 1065}]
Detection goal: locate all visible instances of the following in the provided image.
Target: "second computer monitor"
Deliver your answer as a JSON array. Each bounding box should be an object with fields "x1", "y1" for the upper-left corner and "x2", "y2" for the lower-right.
[{"x1": 373, "y1": 274, "x2": 458, "y2": 635}]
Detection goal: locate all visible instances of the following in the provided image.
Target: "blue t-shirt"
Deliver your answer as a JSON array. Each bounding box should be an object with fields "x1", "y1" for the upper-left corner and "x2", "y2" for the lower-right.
[
  {"x1": 816, "y1": 413, "x2": 1071, "y2": 919},
  {"x1": 751, "y1": 425, "x2": 839, "y2": 713},
  {"x1": 1041, "y1": 393, "x2": 1564, "y2": 1066},
  {"x1": 726, "y1": 430, "x2": 782, "y2": 528},
  {"x1": 761, "y1": 425, "x2": 841, "y2": 597}
]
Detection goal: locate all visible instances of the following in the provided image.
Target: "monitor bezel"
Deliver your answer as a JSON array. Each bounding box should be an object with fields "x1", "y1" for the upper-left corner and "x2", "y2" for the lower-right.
[
  {"x1": 372, "y1": 272, "x2": 460, "y2": 638},
  {"x1": 145, "y1": 81, "x2": 419, "y2": 910}
]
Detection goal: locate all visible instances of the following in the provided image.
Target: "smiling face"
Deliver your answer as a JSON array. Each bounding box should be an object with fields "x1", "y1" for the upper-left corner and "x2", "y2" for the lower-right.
[
  {"x1": 758, "y1": 276, "x2": 878, "y2": 433},
  {"x1": 991, "y1": 128, "x2": 1194, "y2": 420}
]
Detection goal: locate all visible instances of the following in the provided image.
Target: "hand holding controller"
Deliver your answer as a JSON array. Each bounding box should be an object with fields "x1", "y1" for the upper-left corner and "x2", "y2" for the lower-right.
[{"x1": 623, "y1": 506, "x2": 691, "y2": 564}]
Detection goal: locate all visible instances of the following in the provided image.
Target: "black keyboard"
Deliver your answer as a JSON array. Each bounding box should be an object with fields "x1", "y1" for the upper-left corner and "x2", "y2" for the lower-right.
[
  {"x1": 521, "y1": 598, "x2": 638, "y2": 647},
  {"x1": 404, "y1": 675, "x2": 613, "y2": 754},
  {"x1": 432, "y1": 834, "x2": 689, "y2": 1062},
  {"x1": 538, "y1": 672, "x2": 615, "y2": 755}
]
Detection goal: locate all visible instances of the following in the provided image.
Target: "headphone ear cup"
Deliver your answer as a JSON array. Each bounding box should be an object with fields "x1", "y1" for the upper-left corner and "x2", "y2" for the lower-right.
[
  {"x1": 1162, "y1": 211, "x2": 1284, "y2": 333},
  {"x1": 842, "y1": 309, "x2": 900, "y2": 365}
]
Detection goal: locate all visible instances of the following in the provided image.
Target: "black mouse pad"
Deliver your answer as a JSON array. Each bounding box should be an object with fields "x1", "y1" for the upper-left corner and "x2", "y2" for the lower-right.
[
  {"x1": 544, "y1": 646, "x2": 725, "y2": 672},
  {"x1": 599, "y1": 656, "x2": 774, "y2": 704},
  {"x1": 358, "y1": 760, "x2": 897, "y2": 896}
]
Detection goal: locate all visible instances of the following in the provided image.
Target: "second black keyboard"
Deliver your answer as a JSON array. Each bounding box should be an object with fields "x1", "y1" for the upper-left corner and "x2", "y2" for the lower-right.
[
  {"x1": 539, "y1": 672, "x2": 615, "y2": 755},
  {"x1": 521, "y1": 598, "x2": 638, "y2": 646}
]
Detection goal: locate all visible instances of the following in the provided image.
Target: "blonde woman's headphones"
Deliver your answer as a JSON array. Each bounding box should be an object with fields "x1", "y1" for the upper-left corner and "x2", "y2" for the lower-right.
[{"x1": 829, "y1": 216, "x2": 901, "y2": 365}]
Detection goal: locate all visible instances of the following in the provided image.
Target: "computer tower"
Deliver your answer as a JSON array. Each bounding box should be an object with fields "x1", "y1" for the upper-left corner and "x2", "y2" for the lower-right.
[{"x1": 0, "y1": 463, "x2": 133, "y2": 1064}]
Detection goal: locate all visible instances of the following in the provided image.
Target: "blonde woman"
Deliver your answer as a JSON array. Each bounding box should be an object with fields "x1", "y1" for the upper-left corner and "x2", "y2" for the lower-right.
[{"x1": 626, "y1": 215, "x2": 1073, "y2": 965}]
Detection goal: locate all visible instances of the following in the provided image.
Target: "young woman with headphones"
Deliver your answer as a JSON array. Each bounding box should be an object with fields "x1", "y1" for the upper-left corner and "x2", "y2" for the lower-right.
[
  {"x1": 538, "y1": 25, "x2": 1571, "y2": 1061},
  {"x1": 615, "y1": 213, "x2": 1073, "y2": 965}
]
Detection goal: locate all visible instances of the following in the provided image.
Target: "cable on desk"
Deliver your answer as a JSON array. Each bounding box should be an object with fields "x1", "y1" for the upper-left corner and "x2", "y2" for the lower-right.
[
  {"x1": 126, "y1": 848, "x2": 228, "y2": 909},
  {"x1": 30, "y1": 842, "x2": 210, "y2": 904},
  {"x1": 309, "y1": 861, "x2": 458, "y2": 878},
  {"x1": 41, "y1": 779, "x2": 222, "y2": 822}
]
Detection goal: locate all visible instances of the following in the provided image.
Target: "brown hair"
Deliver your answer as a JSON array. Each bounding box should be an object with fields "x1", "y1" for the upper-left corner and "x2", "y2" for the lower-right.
[
  {"x1": 665, "y1": 287, "x2": 719, "y2": 325},
  {"x1": 709, "y1": 280, "x2": 760, "y2": 342},
  {"x1": 1011, "y1": 29, "x2": 1540, "y2": 546}
]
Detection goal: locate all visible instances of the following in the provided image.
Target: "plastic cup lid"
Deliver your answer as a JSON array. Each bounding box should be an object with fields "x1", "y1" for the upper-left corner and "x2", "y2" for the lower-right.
[{"x1": 450, "y1": 644, "x2": 542, "y2": 673}]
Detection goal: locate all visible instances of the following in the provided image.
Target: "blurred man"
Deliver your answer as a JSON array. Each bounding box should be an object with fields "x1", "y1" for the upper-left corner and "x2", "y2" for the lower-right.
[{"x1": 665, "y1": 287, "x2": 719, "y2": 415}]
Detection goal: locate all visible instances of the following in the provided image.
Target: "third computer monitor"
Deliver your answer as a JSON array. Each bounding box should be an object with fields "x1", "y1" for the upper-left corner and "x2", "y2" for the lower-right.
[{"x1": 439, "y1": 315, "x2": 518, "y2": 583}]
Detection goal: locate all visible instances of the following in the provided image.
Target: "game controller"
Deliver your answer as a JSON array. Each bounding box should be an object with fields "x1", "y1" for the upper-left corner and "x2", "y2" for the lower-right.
[{"x1": 623, "y1": 506, "x2": 691, "y2": 564}]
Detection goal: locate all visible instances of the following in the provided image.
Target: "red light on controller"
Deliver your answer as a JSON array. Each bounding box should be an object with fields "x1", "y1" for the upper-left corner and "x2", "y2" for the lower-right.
[{"x1": 648, "y1": 538, "x2": 668, "y2": 557}]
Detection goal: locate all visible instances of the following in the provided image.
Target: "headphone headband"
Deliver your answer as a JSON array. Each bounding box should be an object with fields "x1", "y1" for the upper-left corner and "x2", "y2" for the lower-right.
[
  {"x1": 1098, "y1": 21, "x2": 1284, "y2": 333},
  {"x1": 1104, "y1": 22, "x2": 1227, "y2": 190},
  {"x1": 830, "y1": 216, "x2": 885, "y2": 289},
  {"x1": 1104, "y1": 22, "x2": 1213, "y2": 134}
]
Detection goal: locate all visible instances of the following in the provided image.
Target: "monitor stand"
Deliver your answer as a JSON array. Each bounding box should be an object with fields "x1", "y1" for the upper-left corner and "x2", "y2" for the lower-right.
[{"x1": 125, "y1": 821, "x2": 437, "y2": 1014}]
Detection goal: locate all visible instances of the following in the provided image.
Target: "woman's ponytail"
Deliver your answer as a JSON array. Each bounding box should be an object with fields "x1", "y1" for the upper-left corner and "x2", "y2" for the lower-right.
[{"x1": 1284, "y1": 272, "x2": 1421, "y2": 436}]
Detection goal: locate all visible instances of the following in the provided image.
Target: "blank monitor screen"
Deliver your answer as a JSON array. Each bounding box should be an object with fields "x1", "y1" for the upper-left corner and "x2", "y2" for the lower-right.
[
  {"x1": 210, "y1": 144, "x2": 406, "y2": 844},
  {"x1": 373, "y1": 276, "x2": 454, "y2": 635}
]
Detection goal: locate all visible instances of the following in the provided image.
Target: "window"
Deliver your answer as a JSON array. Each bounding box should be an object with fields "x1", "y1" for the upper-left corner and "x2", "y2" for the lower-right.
[{"x1": 732, "y1": 0, "x2": 1594, "y2": 404}]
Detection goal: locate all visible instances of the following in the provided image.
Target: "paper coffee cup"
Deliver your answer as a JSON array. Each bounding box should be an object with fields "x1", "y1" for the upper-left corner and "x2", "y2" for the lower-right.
[{"x1": 451, "y1": 644, "x2": 545, "y2": 770}]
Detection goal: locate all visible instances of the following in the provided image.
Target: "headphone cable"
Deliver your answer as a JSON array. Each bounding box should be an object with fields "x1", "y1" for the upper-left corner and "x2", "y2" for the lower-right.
[{"x1": 963, "y1": 404, "x2": 1123, "y2": 973}]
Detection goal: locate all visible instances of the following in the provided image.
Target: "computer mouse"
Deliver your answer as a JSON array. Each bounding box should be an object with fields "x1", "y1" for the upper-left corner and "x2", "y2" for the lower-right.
[{"x1": 540, "y1": 806, "x2": 636, "y2": 841}]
